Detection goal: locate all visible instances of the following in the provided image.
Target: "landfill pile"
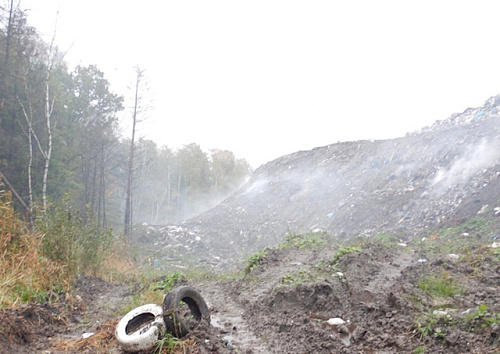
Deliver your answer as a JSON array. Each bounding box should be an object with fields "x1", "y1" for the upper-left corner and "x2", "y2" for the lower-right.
[{"x1": 143, "y1": 95, "x2": 500, "y2": 268}]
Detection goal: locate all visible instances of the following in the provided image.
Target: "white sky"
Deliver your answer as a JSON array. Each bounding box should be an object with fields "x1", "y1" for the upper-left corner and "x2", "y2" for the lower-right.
[{"x1": 21, "y1": 0, "x2": 500, "y2": 168}]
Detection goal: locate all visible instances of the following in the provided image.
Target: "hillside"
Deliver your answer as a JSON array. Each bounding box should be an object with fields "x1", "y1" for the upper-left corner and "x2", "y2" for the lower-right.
[
  {"x1": 142, "y1": 95, "x2": 500, "y2": 269},
  {"x1": 2, "y1": 96, "x2": 499, "y2": 354}
]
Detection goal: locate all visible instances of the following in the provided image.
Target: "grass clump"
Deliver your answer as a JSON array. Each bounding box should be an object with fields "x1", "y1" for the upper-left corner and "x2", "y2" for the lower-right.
[
  {"x1": 413, "y1": 346, "x2": 426, "y2": 354},
  {"x1": 373, "y1": 232, "x2": 398, "y2": 244},
  {"x1": 153, "y1": 332, "x2": 197, "y2": 353},
  {"x1": 279, "y1": 231, "x2": 326, "y2": 249},
  {"x1": 417, "y1": 273, "x2": 462, "y2": 298},
  {"x1": 244, "y1": 249, "x2": 267, "y2": 274},
  {"x1": 438, "y1": 216, "x2": 493, "y2": 239},
  {"x1": 329, "y1": 246, "x2": 361, "y2": 266},
  {"x1": 462, "y1": 304, "x2": 499, "y2": 332},
  {"x1": 279, "y1": 270, "x2": 314, "y2": 286}
]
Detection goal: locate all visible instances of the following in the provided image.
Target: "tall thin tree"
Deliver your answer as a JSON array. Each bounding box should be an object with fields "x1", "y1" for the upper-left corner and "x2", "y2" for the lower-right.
[{"x1": 124, "y1": 66, "x2": 148, "y2": 239}]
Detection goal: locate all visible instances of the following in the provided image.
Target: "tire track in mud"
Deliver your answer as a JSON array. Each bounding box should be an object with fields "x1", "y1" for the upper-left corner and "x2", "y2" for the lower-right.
[
  {"x1": 364, "y1": 250, "x2": 414, "y2": 294},
  {"x1": 199, "y1": 281, "x2": 270, "y2": 353}
]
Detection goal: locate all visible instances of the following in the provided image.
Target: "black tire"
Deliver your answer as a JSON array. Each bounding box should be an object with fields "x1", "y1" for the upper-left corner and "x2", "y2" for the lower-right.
[{"x1": 163, "y1": 286, "x2": 210, "y2": 338}]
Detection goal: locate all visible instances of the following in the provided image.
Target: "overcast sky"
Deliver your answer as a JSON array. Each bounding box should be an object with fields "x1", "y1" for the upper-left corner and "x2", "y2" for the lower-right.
[{"x1": 22, "y1": 0, "x2": 500, "y2": 167}]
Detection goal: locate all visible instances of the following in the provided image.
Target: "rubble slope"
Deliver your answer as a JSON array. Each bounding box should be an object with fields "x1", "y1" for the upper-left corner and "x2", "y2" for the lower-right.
[{"x1": 146, "y1": 95, "x2": 500, "y2": 268}]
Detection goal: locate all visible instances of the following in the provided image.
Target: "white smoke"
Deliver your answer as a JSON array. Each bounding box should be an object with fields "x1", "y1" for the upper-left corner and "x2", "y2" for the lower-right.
[{"x1": 431, "y1": 138, "x2": 500, "y2": 190}]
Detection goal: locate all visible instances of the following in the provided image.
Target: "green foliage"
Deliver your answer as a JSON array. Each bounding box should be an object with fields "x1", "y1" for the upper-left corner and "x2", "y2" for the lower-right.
[
  {"x1": 153, "y1": 332, "x2": 180, "y2": 353},
  {"x1": 415, "y1": 312, "x2": 451, "y2": 339},
  {"x1": 373, "y1": 232, "x2": 398, "y2": 243},
  {"x1": 244, "y1": 249, "x2": 267, "y2": 274},
  {"x1": 279, "y1": 270, "x2": 314, "y2": 286},
  {"x1": 329, "y1": 246, "x2": 362, "y2": 266},
  {"x1": 18, "y1": 288, "x2": 49, "y2": 304},
  {"x1": 151, "y1": 272, "x2": 186, "y2": 293},
  {"x1": 36, "y1": 198, "x2": 114, "y2": 276},
  {"x1": 462, "y1": 304, "x2": 499, "y2": 332},
  {"x1": 438, "y1": 216, "x2": 492, "y2": 238},
  {"x1": 417, "y1": 273, "x2": 461, "y2": 298},
  {"x1": 413, "y1": 346, "x2": 426, "y2": 354},
  {"x1": 279, "y1": 231, "x2": 327, "y2": 249}
]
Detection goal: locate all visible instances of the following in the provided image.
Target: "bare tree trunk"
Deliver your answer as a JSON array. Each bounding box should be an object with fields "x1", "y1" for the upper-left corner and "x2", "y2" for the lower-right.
[
  {"x1": 40, "y1": 10, "x2": 65, "y2": 213},
  {"x1": 17, "y1": 91, "x2": 35, "y2": 224},
  {"x1": 124, "y1": 68, "x2": 143, "y2": 239},
  {"x1": 98, "y1": 142, "x2": 106, "y2": 228},
  {"x1": 41, "y1": 67, "x2": 54, "y2": 212}
]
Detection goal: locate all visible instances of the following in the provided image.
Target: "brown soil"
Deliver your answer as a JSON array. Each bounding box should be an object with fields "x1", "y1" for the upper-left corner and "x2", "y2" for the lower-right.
[{"x1": 2, "y1": 238, "x2": 498, "y2": 353}]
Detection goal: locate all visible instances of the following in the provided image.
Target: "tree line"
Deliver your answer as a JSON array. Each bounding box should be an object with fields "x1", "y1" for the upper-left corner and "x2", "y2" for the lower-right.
[{"x1": 0, "y1": 3, "x2": 251, "y2": 235}]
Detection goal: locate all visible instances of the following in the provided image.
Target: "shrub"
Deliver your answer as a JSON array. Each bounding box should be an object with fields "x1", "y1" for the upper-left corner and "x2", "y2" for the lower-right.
[
  {"x1": 0, "y1": 192, "x2": 67, "y2": 307},
  {"x1": 244, "y1": 249, "x2": 267, "y2": 274},
  {"x1": 36, "y1": 198, "x2": 114, "y2": 276}
]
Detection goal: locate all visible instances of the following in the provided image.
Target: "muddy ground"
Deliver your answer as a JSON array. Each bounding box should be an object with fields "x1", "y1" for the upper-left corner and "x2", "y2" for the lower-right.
[{"x1": 1, "y1": 234, "x2": 499, "y2": 353}]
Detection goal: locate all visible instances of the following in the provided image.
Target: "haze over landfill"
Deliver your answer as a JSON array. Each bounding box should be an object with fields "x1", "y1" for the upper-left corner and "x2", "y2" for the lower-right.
[{"x1": 23, "y1": 0, "x2": 500, "y2": 167}]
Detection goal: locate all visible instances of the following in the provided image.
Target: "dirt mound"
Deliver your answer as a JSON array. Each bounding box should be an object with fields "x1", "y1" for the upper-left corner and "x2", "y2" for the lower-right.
[
  {"x1": 200, "y1": 239, "x2": 499, "y2": 353},
  {"x1": 0, "y1": 303, "x2": 70, "y2": 353}
]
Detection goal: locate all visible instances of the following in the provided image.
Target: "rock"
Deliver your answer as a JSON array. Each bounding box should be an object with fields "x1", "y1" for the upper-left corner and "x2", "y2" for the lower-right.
[{"x1": 327, "y1": 318, "x2": 346, "y2": 326}]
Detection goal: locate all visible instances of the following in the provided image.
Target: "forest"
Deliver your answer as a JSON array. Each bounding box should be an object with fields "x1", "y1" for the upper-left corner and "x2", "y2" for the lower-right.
[{"x1": 0, "y1": 3, "x2": 251, "y2": 236}]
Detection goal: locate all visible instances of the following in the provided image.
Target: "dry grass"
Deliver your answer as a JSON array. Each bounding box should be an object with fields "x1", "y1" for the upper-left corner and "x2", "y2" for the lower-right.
[
  {"x1": 52, "y1": 319, "x2": 119, "y2": 352},
  {"x1": 0, "y1": 193, "x2": 69, "y2": 307},
  {"x1": 100, "y1": 241, "x2": 140, "y2": 282},
  {"x1": 52, "y1": 318, "x2": 199, "y2": 354}
]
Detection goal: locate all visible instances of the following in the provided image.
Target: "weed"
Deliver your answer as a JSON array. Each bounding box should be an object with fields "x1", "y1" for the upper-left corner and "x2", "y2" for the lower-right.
[
  {"x1": 153, "y1": 331, "x2": 196, "y2": 353},
  {"x1": 438, "y1": 216, "x2": 492, "y2": 238},
  {"x1": 279, "y1": 270, "x2": 313, "y2": 286},
  {"x1": 19, "y1": 288, "x2": 49, "y2": 304},
  {"x1": 415, "y1": 312, "x2": 452, "y2": 339},
  {"x1": 279, "y1": 231, "x2": 326, "y2": 249},
  {"x1": 244, "y1": 249, "x2": 267, "y2": 274},
  {"x1": 417, "y1": 273, "x2": 461, "y2": 298},
  {"x1": 153, "y1": 331, "x2": 179, "y2": 353},
  {"x1": 151, "y1": 272, "x2": 186, "y2": 293},
  {"x1": 329, "y1": 246, "x2": 361, "y2": 267},
  {"x1": 462, "y1": 304, "x2": 500, "y2": 332},
  {"x1": 373, "y1": 232, "x2": 398, "y2": 244},
  {"x1": 413, "y1": 345, "x2": 426, "y2": 354}
]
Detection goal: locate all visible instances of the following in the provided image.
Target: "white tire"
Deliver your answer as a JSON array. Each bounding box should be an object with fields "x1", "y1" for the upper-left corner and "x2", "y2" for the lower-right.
[{"x1": 115, "y1": 304, "x2": 165, "y2": 353}]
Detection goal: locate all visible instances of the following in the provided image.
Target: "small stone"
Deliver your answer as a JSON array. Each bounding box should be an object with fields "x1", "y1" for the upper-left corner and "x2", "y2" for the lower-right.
[
  {"x1": 446, "y1": 253, "x2": 459, "y2": 261},
  {"x1": 327, "y1": 318, "x2": 345, "y2": 326}
]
